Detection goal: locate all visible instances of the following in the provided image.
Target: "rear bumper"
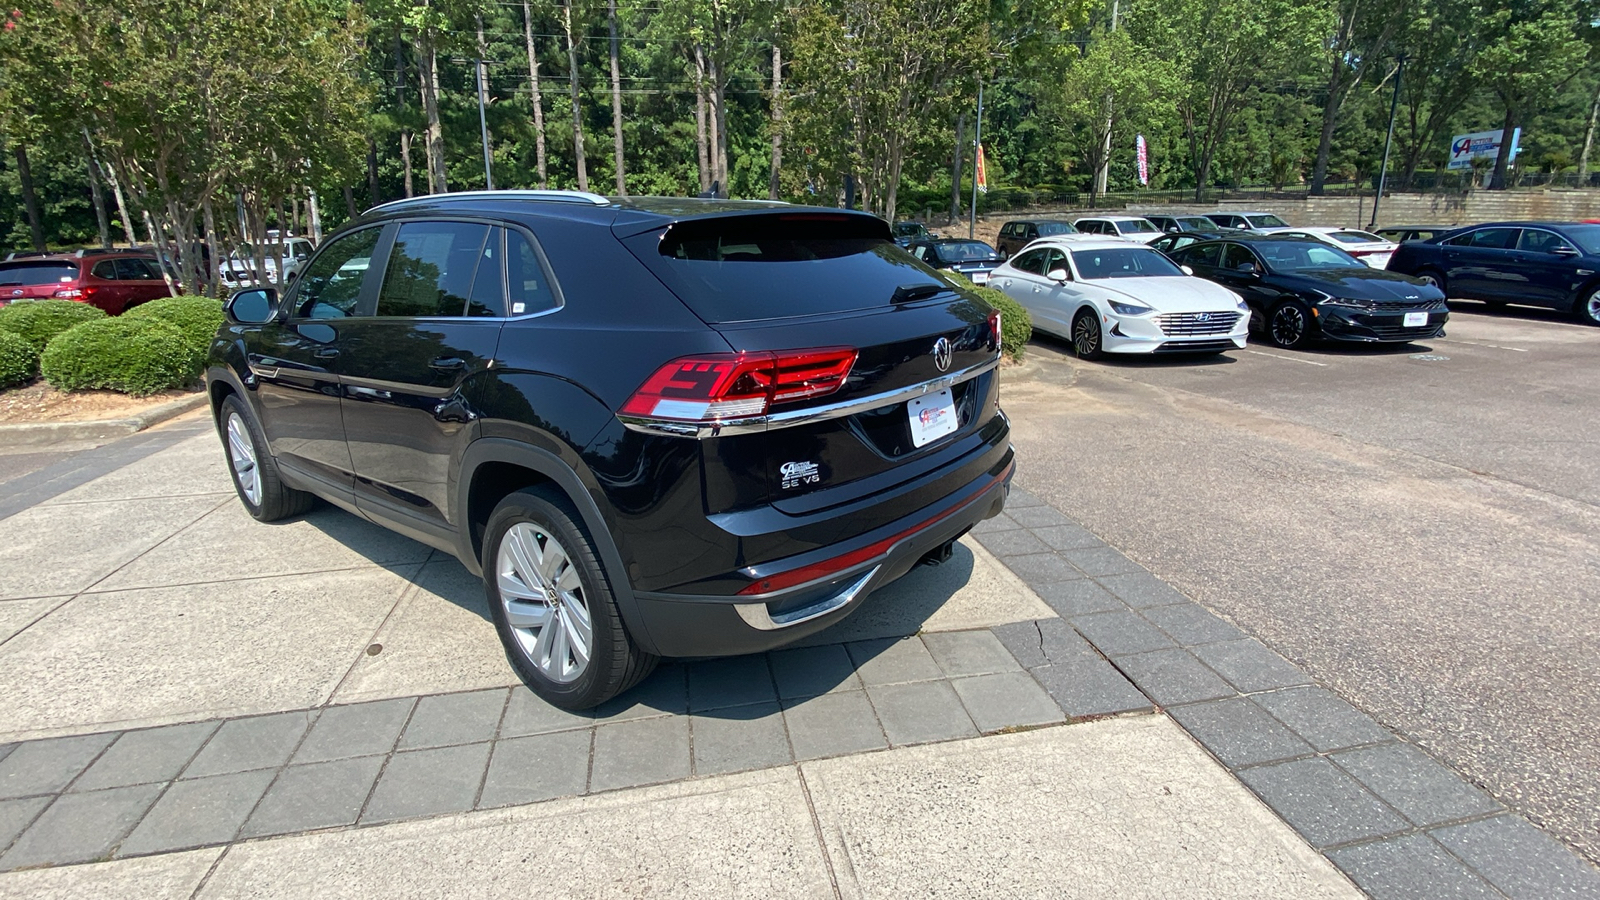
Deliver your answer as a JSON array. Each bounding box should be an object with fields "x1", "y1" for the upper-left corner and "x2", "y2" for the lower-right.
[{"x1": 629, "y1": 448, "x2": 1015, "y2": 657}]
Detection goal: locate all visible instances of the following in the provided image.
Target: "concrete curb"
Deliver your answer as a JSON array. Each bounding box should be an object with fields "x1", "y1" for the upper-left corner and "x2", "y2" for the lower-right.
[{"x1": 0, "y1": 392, "x2": 208, "y2": 449}]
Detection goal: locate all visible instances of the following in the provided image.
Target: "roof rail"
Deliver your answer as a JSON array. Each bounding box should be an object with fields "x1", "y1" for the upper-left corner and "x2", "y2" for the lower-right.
[{"x1": 367, "y1": 189, "x2": 611, "y2": 215}]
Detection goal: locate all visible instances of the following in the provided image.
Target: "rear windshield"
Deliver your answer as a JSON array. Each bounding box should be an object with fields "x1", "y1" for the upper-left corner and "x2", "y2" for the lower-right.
[
  {"x1": 0, "y1": 262, "x2": 79, "y2": 286},
  {"x1": 1326, "y1": 230, "x2": 1385, "y2": 244},
  {"x1": 629, "y1": 214, "x2": 945, "y2": 323},
  {"x1": 1036, "y1": 222, "x2": 1077, "y2": 236}
]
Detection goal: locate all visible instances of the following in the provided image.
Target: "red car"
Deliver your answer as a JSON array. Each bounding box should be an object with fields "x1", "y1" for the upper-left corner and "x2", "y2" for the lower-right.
[{"x1": 0, "y1": 250, "x2": 173, "y2": 315}]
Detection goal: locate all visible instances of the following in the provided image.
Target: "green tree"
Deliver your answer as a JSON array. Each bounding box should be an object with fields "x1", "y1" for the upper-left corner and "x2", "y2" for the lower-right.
[{"x1": 1472, "y1": 0, "x2": 1592, "y2": 189}]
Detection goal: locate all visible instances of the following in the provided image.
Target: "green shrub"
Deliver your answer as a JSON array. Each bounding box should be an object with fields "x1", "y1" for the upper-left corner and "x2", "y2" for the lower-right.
[
  {"x1": 0, "y1": 329, "x2": 38, "y2": 388},
  {"x1": 123, "y1": 295, "x2": 225, "y2": 348},
  {"x1": 945, "y1": 273, "x2": 1033, "y2": 360},
  {"x1": 0, "y1": 299, "x2": 107, "y2": 352},
  {"x1": 39, "y1": 317, "x2": 199, "y2": 396}
]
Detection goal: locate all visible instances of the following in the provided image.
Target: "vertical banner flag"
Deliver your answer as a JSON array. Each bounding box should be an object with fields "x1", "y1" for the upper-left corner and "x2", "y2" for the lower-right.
[
  {"x1": 976, "y1": 144, "x2": 989, "y2": 193},
  {"x1": 1136, "y1": 134, "x2": 1149, "y2": 186}
]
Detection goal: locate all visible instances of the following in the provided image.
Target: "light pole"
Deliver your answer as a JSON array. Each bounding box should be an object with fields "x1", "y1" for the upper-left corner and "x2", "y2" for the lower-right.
[{"x1": 1370, "y1": 54, "x2": 1406, "y2": 230}]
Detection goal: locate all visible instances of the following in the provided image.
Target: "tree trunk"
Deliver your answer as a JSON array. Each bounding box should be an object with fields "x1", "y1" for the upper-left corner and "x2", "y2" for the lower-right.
[
  {"x1": 400, "y1": 132, "x2": 415, "y2": 198},
  {"x1": 950, "y1": 112, "x2": 965, "y2": 221},
  {"x1": 13, "y1": 144, "x2": 45, "y2": 251},
  {"x1": 523, "y1": 0, "x2": 549, "y2": 189},
  {"x1": 81, "y1": 131, "x2": 111, "y2": 249},
  {"x1": 344, "y1": 186, "x2": 359, "y2": 219},
  {"x1": 394, "y1": 28, "x2": 414, "y2": 198},
  {"x1": 769, "y1": 44, "x2": 783, "y2": 200},
  {"x1": 608, "y1": 0, "x2": 626, "y2": 194},
  {"x1": 202, "y1": 196, "x2": 221, "y2": 298},
  {"x1": 563, "y1": 0, "x2": 589, "y2": 191},
  {"x1": 712, "y1": 66, "x2": 729, "y2": 194},
  {"x1": 101, "y1": 160, "x2": 138, "y2": 246},
  {"x1": 419, "y1": 29, "x2": 448, "y2": 194},
  {"x1": 366, "y1": 137, "x2": 381, "y2": 208},
  {"x1": 694, "y1": 44, "x2": 710, "y2": 192},
  {"x1": 1489, "y1": 103, "x2": 1516, "y2": 191},
  {"x1": 1579, "y1": 78, "x2": 1600, "y2": 183}
]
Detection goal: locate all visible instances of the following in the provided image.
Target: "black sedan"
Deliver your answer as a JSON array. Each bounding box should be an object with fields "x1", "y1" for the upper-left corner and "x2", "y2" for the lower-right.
[
  {"x1": 893, "y1": 221, "x2": 934, "y2": 246},
  {"x1": 906, "y1": 239, "x2": 1004, "y2": 285},
  {"x1": 1386, "y1": 221, "x2": 1600, "y2": 325},
  {"x1": 1149, "y1": 231, "x2": 1216, "y2": 258},
  {"x1": 1170, "y1": 235, "x2": 1447, "y2": 349}
]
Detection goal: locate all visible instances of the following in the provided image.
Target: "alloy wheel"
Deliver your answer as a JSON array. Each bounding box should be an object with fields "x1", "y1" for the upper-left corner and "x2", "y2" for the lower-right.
[
  {"x1": 225, "y1": 412, "x2": 261, "y2": 506},
  {"x1": 1587, "y1": 290, "x2": 1600, "y2": 323},
  {"x1": 1073, "y1": 314, "x2": 1101, "y2": 357},
  {"x1": 1271, "y1": 305, "x2": 1306, "y2": 347},
  {"x1": 496, "y1": 523, "x2": 593, "y2": 684}
]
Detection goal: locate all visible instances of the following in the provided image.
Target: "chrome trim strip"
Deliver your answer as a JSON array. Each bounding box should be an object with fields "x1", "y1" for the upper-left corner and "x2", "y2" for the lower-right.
[
  {"x1": 619, "y1": 354, "x2": 1000, "y2": 440},
  {"x1": 733, "y1": 567, "x2": 878, "y2": 630}
]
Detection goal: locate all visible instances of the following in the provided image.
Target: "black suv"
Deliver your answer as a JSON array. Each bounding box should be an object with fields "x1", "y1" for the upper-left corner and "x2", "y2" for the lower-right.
[{"x1": 207, "y1": 191, "x2": 1014, "y2": 709}]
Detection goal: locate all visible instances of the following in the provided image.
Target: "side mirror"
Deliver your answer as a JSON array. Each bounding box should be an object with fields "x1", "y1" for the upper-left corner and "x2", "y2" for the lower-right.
[
  {"x1": 1181, "y1": 265, "x2": 1195, "y2": 276},
  {"x1": 226, "y1": 287, "x2": 279, "y2": 325},
  {"x1": 1237, "y1": 262, "x2": 1260, "y2": 276},
  {"x1": 1047, "y1": 268, "x2": 1070, "y2": 282}
]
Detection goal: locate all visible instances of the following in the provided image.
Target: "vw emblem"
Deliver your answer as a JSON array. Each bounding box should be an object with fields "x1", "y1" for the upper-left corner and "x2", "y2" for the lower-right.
[
  {"x1": 1195, "y1": 312, "x2": 1212, "y2": 323},
  {"x1": 931, "y1": 337, "x2": 953, "y2": 372},
  {"x1": 9, "y1": 290, "x2": 20, "y2": 297}
]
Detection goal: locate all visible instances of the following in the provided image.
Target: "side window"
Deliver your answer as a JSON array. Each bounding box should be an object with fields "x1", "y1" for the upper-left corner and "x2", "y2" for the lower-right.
[
  {"x1": 1184, "y1": 242, "x2": 1225, "y2": 268},
  {"x1": 292, "y1": 241, "x2": 311, "y2": 261},
  {"x1": 1044, "y1": 249, "x2": 1071, "y2": 278},
  {"x1": 91, "y1": 260, "x2": 119, "y2": 279},
  {"x1": 1222, "y1": 244, "x2": 1259, "y2": 270},
  {"x1": 293, "y1": 227, "x2": 382, "y2": 319},
  {"x1": 1012, "y1": 249, "x2": 1045, "y2": 275},
  {"x1": 115, "y1": 258, "x2": 159, "y2": 280},
  {"x1": 911, "y1": 245, "x2": 928, "y2": 261},
  {"x1": 376, "y1": 221, "x2": 490, "y2": 317},
  {"x1": 1468, "y1": 228, "x2": 1519, "y2": 250},
  {"x1": 1518, "y1": 229, "x2": 1569, "y2": 254},
  {"x1": 1000, "y1": 224, "x2": 1015, "y2": 238},
  {"x1": 466, "y1": 228, "x2": 507, "y2": 318},
  {"x1": 1026, "y1": 225, "x2": 1039, "y2": 238},
  {"x1": 505, "y1": 229, "x2": 559, "y2": 316}
]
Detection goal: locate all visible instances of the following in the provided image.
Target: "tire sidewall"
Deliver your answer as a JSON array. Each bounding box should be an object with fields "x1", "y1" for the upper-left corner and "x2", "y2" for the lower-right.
[{"x1": 482, "y1": 490, "x2": 623, "y2": 708}]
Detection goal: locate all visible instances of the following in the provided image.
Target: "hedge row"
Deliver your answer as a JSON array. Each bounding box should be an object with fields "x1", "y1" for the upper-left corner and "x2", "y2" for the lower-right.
[
  {"x1": 944, "y1": 273, "x2": 1034, "y2": 360},
  {"x1": 0, "y1": 296, "x2": 223, "y2": 396}
]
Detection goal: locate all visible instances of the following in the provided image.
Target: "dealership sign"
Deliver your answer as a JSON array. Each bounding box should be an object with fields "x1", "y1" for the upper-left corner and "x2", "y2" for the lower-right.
[{"x1": 1447, "y1": 128, "x2": 1521, "y2": 170}]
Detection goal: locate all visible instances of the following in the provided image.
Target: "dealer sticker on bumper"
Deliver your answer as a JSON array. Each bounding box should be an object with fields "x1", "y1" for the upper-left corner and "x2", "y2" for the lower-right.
[
  {"x1": 908, "y1": 389, "x2": 958, "y2": 448},
  {"x1": 1403, "y1": 312, "x2": 1428, "y2": 327}
]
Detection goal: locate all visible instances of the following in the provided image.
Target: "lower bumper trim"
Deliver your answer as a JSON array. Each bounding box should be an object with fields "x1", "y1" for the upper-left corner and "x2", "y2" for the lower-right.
[{"x1": 734, "y1": 567, "x2": 879, "y2": 630}]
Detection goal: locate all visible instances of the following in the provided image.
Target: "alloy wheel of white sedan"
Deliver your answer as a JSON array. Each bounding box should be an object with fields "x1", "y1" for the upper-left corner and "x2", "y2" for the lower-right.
[{"x1": 986, "y1": 238, "x2": 1251, "y2": 356}]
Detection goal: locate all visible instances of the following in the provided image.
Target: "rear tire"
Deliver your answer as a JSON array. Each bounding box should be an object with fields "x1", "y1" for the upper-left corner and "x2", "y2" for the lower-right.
[
  {"x1": 483, "y1": 486, "x2": 657, "y2": 710},
  {"x1": 1268, "y1": 300, "x2": 1314, "y2": 349},
  {"x1": 1575, "y1": 286, "x2": 1600, "y2": 326},
  {"x1": 1072, "y1": 310, "x2": 1104, "y2": 360},
  {"x1": 218, "y1": 395, "x2": 314, "y2": 522}
]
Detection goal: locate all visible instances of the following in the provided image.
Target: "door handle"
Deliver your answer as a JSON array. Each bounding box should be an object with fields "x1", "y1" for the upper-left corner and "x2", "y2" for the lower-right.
[
  {"x1": 313, "y1": 347, "x2": 339, "y2": 359},
  {"x1": 429, "y1": 356, "x2": 466, "y2": 371}
]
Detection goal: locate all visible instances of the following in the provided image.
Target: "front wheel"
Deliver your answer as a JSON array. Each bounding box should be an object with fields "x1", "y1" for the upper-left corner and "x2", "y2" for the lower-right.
[
  {"x1": 484, "y1": 487, "x2": 657, "y2": 710},
  {"x1": 218, "y1": 395, "x2": 314, "y2": 521},
  {"x1": 1575, "y1": 286, "x2": 1600, "y2": 326},
  {"x1": 1268, "y1": 300, "x2": 1314, "y2": 349},
  {"x1": 1415, "y1": 269, "x2": 1447, "y2": 297},
  {"x1": 1072, "y1": 310, "x2": 1104, "y2": 360}
]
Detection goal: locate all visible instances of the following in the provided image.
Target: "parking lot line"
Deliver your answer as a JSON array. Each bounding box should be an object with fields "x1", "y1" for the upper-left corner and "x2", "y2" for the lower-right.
[
  {"x1": 1436, "y1": 338, "x2": 1528, "y2": 352},
  {"x1": 1243, "y1": 350, "x2": 1329, "y2": 367}
]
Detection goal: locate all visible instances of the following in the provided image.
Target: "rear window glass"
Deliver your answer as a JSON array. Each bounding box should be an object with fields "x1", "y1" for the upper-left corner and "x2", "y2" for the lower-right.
[
  {"x1": 0, "y1": 262, "x2": 79, "y2": 286},
  {"x1": 1116, "y1": 219, "x2": 1160, "y2": 234},
  {"x1": 1036, "y1": 222, "x2": 1077, "y2": 236},
  {"x1": 1327, "y1": 230, "x2": 1385, "y2": 244},
  {"x1": 934, "y1": 241, "x2": 997, "y2": 262},
  {"x1": 1246, "y1": 214, "x2": 1290, "y2": 228},
  {"x1": 627, "y1": 214, "x2": 944, "y2": 323}
]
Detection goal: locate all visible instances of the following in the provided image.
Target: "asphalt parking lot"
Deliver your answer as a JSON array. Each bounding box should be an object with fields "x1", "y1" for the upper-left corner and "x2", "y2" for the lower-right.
[{"x1": 1003, "y1": 301, "x2": 1600, "y2": 867}]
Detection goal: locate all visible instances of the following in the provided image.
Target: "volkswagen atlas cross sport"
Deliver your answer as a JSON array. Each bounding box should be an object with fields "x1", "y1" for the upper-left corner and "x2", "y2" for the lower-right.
[{"x1": 206, "y1": 191, "x2": 1015, "y2": 709}]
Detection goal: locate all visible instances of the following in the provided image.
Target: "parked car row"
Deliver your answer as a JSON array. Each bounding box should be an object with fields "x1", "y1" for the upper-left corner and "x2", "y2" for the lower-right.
[{"x1": 0, "y1": 249, "x2": 173, "y2": 315}]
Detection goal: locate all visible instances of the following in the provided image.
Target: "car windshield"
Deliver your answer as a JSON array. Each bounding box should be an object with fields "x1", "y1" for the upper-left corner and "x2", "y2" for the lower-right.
[
  {"x1": 1036, "y1": 222, "x2": 1077, "y2": 235},
  {"x1": 1179, "y1": 217, "x2": 1223, "y2": 232},
  {"x1": 1560, "y1": 224, "x2": 1600, "y2": 254},
  {"x1": 1326, "y1": 230, "x2": 1385, "y2": 244},
  {"x1": 1117, "y1": 219, "x2": 1160, "y2": 234},
  {"x1": 935, "y1": 242, "x2": 997, "y2": 262},
  {"x1": 1254, "y1": 241, "x2": 1361, "y2": 271},
  {"x1": 1246, "y1": 214, "x2": 1290, "y2": 228},
  {"x1": 0, "y1": 262, "x2": 79, "y2": 286},
  {"x1": 1070, "y1": 247, "x2": 1184, "y2": 279}
]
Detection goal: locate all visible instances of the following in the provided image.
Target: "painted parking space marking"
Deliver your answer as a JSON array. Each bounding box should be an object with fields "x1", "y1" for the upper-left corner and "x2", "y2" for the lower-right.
[
  {"x1": 1437, "y1": 338, "x2": 1528, "y2": 352},
  {"x1": 1243, "y1": 350, "x2": 1329, "y2": 367}
]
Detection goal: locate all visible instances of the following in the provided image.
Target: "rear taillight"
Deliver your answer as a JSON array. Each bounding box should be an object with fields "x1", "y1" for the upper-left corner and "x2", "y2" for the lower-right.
[
  {"x1": 53, "y1": 288, "x2": 82, "y2": 299},
  {"x1": 621, "y1": 347, "x2": 857, "y2": 423}
]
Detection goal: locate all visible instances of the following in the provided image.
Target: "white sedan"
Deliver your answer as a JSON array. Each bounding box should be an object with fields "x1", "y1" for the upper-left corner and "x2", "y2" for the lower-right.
[
  {"x1": 1261, "y1": 227, "x2": 1398, "y2": 269},
  {"x1": 988, "y1": 238, "x2": 1249, "y2": 358}
]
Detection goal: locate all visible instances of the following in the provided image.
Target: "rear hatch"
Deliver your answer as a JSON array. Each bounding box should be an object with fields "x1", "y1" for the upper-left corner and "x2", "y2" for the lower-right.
[
  {"x1": 0, "y1": 261, "x2": 82, "y2": 301},
  {"x1": 617, "y1": 211, "x2": 1003, "y2": 518}
]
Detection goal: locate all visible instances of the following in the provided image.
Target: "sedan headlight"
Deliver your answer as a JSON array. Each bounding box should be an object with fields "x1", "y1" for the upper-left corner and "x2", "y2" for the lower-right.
[
  {"x1": 1233, "y1": 294, "x2": 1249, "y2": 311},
  {"x1": 1108, "y1": 299, "x2": 1154, "y2": 316},
  {"x1": 1311, "y1": 290, "x2": 1374, "y2": 310}
]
